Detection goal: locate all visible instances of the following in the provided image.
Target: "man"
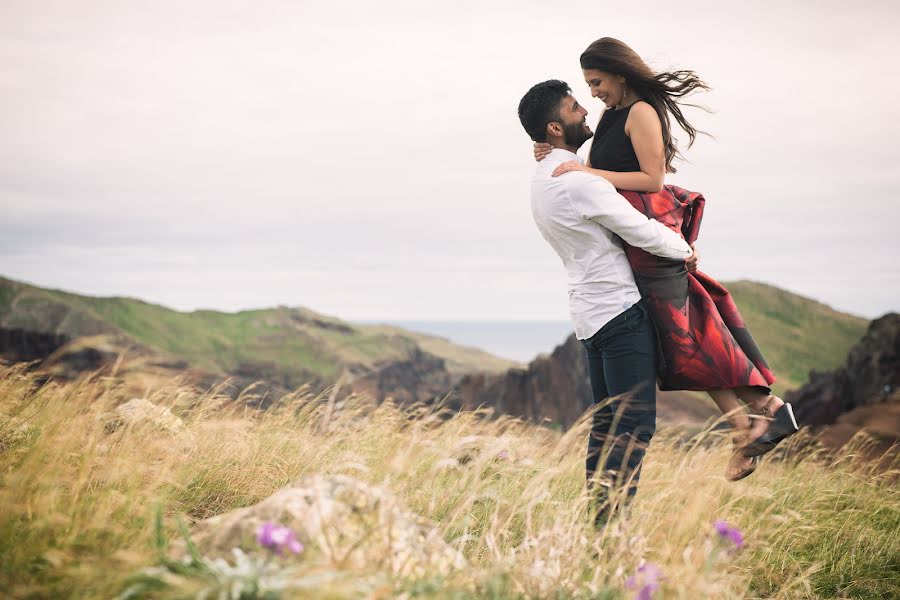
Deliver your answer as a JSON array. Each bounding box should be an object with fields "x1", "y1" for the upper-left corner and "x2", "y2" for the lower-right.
[{"x1": 517, "y1": 80, "x2": 698, "y2": 526}]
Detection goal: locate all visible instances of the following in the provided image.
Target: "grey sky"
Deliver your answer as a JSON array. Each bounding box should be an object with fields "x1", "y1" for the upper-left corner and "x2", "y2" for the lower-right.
[{"x1": 1, "y1": 0, "x2": 898, "y2": 320}]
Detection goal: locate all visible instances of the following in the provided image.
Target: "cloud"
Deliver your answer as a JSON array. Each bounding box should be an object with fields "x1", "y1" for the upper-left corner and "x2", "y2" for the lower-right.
[{"x1": 1, "y1": 0, "x2": 898, "y2": 319}]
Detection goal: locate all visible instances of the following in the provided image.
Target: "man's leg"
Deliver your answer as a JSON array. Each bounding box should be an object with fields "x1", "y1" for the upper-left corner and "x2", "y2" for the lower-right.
[
  {"x1": 582, "y1": 339, "x2": 616, "y2": 527},
  {"x1": 601, "y1": 302, "x2": 658, "y2": 502},
  {"x1": 581, "y1": 302, "x2": 658, "y2": 526},
  {"x1": 583, "y1": 342, "x2": 610, "y2": 485}
]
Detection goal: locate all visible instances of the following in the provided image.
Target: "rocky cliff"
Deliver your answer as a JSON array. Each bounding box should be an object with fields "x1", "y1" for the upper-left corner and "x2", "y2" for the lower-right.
[
  {"x1": 348, "y1": 346, "x2": 455, "y2": 407},
  {"x1": 452, "y1": 333, "x2": 718, "y2": 429},
  {"x1": 785, "y1": 313, "x2": 899, "y2": 460},
  {"x1": 0, "y1": 327, "x2": 70, "y2": 364},
  {"x1": 786, "y1": 313, "x2": 899, "y2": 426},
  {"x1": 453, "y1": 334, "x2": 591, "y2": 427}
]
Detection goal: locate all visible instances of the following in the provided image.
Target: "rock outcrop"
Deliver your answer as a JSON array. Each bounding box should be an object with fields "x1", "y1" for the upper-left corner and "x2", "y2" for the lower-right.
[
  {"x1": 786, "y1": 313, "x2": 899, "y2": 426},
  {"x1": 0, "y1": 327, "x2": 70, "y2": 364},
  {"x1": 452, "y1": 334, "x2": 718, "y2": 429},
  {"x1": 785, "y1": 313, "x2": 899, "y2": 459},
  {"x1": 347, "y1": 347, "x2": 457, "y2": 407},
  {"x1": 453, "y1": 335, "x2": 592, "y2": 428},
  {"x1": 170, "y1": 474, "x2": 466, "y2": 578}
]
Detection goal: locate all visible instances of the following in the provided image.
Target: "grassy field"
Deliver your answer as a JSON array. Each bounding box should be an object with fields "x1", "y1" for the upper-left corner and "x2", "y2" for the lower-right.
[{"x1": 1, "y1": 364, "x2": 897, "y2": 599}]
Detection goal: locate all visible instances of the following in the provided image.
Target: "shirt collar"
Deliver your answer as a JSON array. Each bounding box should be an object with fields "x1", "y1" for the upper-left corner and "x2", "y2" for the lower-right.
[{"x1": 547, "y1": 147, "x2": 585, "y2": 164}]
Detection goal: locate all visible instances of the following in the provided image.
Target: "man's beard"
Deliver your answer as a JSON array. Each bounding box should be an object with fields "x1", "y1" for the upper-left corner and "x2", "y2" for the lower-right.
[{"x1": 562, "y1": 119, "x2": 593, "y2": 149}]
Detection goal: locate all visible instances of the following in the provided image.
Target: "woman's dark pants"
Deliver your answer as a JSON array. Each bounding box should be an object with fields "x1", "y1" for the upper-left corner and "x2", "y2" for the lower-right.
[{"x1": 580, "y1": 300, "x2": 658, "y2": 527}]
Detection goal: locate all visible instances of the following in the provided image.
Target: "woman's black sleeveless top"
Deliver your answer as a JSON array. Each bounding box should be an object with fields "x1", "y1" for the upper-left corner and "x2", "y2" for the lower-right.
[{"x1": 589, "y1": 104, "x2": 641, "y2": 172}]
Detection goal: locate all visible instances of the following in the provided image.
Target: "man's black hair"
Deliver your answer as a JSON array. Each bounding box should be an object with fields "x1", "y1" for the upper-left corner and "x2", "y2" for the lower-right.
[{"x1": 517, "y1": 80, "x2": 571, "y2": 142}]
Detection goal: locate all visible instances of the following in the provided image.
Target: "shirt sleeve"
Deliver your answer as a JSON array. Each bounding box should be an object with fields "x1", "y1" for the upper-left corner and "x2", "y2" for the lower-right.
[{"x1": 568, "y1": 174, "x2": 692, "y2": 260}]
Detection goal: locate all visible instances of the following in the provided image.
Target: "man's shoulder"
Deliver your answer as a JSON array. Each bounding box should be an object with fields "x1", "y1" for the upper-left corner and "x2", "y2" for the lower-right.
[
  {"x1": 539, "y1": 168, "x2": 614, "y2": 196},
  {"x1": 533, "y1": 158, "x2": 589, "y2": 181},
  {"x1": 532, "y1": 162, "x2": 582, "y2": 197}
]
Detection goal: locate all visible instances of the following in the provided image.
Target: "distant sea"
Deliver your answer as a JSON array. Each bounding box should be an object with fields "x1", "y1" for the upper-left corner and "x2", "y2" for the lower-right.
[{"x1": 361, "y1": 321, "x2": 575, "y2": 364}]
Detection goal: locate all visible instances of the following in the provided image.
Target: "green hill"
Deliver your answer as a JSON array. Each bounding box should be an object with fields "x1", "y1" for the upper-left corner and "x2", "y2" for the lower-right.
[
  {"x1": 723, "y1": 280, "x2": 868, "y2": 393},
  {"x1": 0, "y1": 276, "x2": 868, "y2": 394},
  {"x1": 0, "y1": 276, "x2": 518, "y2": 387}
]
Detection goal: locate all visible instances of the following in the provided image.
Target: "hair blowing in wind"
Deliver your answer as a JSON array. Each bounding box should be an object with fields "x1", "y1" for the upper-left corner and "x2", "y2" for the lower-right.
[{"x1": 580, "y1": 37, "x2": 711, "y2": 173}]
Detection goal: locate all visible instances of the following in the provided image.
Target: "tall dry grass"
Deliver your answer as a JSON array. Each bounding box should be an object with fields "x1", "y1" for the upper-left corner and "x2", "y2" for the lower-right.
[{"x1": 0, "y1": 363, "x2": 897, "y2": 599}]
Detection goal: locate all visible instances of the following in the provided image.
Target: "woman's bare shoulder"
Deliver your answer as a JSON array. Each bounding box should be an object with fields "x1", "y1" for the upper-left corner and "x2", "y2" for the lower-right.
[
  {"x1": 628, "y1": 101, "x2": 659, "y2": 120},
  {"x1": 625, "y1": 101, "x2": 661, "y2": 135}
]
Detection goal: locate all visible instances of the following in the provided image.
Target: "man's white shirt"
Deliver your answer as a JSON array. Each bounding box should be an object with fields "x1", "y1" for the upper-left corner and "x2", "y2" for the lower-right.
[{"x1": 530, "y1": 148, "x2": 692, "y2": 340}]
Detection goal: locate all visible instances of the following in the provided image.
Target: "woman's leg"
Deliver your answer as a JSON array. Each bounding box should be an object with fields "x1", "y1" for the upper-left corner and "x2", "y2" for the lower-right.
[
  {"x1": 734, "y1": 386, "x2": 785, "y2": 441},
  {"x1": 708, "y1": 389, "x2": 749, "y2": 431},
  {"x1": 735, "y1": 386, "x2": 784, "y2": 413},
  {"x1": 708, "y1": 389, "x2": 756, "y2": 479}
]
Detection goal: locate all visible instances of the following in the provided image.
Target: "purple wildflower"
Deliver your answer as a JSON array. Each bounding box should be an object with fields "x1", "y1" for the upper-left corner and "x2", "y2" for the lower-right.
[
  {"x1": 496, "y1": 449, "x2": 510, "y2": 461},
  {"x1": 256, "y1": 522, "x2": 304, "y2": 555},
  {"x1": 713, "y1": 520, "x2": 745, "y2": 549},
  {"x1": 625, "y1": 563, "x2": 663, "y2": 600}
]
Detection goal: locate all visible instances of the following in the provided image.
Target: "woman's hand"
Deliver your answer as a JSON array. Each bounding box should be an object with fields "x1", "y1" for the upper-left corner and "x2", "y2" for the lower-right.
[
  {"x1": 551, "y1": 160, "x2": 586, "y2": 177},
  {"x1": 533, "y1": 142, "x2": 553, "y2": 162}
]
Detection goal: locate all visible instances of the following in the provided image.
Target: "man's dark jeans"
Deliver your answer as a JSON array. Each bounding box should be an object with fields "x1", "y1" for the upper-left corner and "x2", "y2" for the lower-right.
[{"x1": 580, "y1": 300, "x2": 658, "y2": 526}]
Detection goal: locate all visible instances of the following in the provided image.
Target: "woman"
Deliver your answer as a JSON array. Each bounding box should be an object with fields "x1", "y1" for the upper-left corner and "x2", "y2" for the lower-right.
[{"x1": 534, "y1": 38, "x2": 798, "y2": 481}]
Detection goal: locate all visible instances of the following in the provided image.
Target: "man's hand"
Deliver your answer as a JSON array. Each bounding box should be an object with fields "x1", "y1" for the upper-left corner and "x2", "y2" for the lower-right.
[
  {"x1": 534, "y1": 142, "x2": 552, "y2": 162},
  {"x1": 552, "y1": 160, "x2": 587, "y2": 177},
  {"x1": 686, "y1": 244, "x2": 700, "y2": 272}
]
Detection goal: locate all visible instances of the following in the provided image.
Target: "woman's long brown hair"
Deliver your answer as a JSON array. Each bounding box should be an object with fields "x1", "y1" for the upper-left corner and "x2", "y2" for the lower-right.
[{"x1": 580, "y1": 37, "x2": 711, "y2": 173}]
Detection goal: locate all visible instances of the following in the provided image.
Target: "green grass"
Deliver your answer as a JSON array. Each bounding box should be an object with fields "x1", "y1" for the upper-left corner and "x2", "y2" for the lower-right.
[
  {"x1": 0, "y1": 282, "x2": 16, "y2": 313},
  {"x1": 1, "y1": 365, "x2": 897, "y2": 599}
]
